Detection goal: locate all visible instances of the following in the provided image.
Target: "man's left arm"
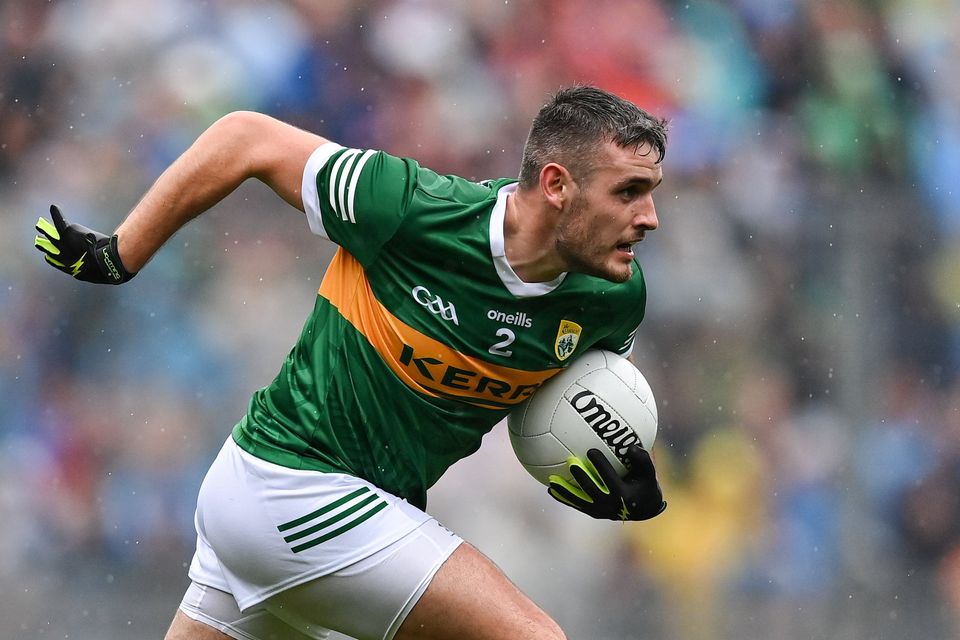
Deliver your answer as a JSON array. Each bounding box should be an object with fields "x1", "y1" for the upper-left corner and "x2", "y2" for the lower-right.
[{"x1": 549, "y1": 276, "x2": 666, "y2": 521}]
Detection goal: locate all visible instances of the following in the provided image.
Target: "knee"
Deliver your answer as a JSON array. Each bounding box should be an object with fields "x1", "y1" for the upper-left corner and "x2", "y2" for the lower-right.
[
  {"x1": 540, "y1": 618, "x2": 567, "y2": 640},
  {"x1": 522, "y1": 606, "x2": 565, "y2": 640}
]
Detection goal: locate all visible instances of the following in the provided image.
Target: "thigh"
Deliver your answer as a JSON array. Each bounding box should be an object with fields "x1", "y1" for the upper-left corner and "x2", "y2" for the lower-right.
[
  {"x1": 395, "y1": 544, "x2": 566, "y2": 640},
  {"x1": 264, "y1": 518, "x2": 462, "y2": 640},
  {"x1": 172, "y1": 582, "x2": 325, "y2": 640},
  {"x1": 191, "y1": 437, "x2": 432, "y2": 612},
  {"x1": 165, "y1": 610, "x2": 229, "y2": 640}
]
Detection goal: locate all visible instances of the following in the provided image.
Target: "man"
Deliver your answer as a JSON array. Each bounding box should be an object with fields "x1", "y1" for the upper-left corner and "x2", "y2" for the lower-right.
[{"x1": 34, "y1": 86, "x2": 668, "y2": 640}]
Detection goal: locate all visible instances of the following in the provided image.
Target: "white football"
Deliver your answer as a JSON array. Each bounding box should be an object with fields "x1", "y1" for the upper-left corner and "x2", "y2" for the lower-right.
[{"x1": 508, "y1": 349, "x2": 658, "y2": 486}]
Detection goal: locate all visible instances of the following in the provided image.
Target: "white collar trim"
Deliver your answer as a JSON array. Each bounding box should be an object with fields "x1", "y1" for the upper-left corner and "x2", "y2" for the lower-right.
[{"x1": 489, "y1": 183, "x2": 566, "y2": 298}]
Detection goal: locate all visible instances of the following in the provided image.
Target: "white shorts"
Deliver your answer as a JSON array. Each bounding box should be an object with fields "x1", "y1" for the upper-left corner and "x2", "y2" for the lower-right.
[{"x1": 182, "y1": 436, "x2": 463, "y2": 640}]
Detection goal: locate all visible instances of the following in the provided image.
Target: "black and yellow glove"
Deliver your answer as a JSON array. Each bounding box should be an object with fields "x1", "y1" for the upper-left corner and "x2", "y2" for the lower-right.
[
  {"x1": 548, "y1": 445, "x2": 666, "y2": 522},
  {"x1": 34, "y1": 205, "x2": 135, "y2": 284}
]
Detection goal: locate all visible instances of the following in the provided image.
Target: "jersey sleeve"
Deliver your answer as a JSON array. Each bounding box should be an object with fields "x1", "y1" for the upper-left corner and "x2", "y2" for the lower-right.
[
  {"x1": 301, "y1": 142, "x2": 418, "y2": 265},
  {"x1": 599, "y1": 319, "x2": 641, "y2": 357},
  {"x1": 594, "y1": 269, "x2": 647, "y2": 357}
]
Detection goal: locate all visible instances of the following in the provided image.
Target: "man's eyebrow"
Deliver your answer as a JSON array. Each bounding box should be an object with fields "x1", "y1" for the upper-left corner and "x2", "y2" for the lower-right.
[{"x1": 613, "y1": 175, "x2": 663, "y2": 190}]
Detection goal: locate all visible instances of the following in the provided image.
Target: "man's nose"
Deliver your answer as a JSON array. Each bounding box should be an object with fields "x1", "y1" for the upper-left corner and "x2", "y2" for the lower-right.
[{"x1": 635, "y1": 198, "x2": 658, "y2": 230}]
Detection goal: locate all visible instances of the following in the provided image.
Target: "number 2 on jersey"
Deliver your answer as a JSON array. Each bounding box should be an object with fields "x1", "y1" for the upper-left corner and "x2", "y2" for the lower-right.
[{"x1": 488, "y1": 327, "x2": 515, "y2": 357}]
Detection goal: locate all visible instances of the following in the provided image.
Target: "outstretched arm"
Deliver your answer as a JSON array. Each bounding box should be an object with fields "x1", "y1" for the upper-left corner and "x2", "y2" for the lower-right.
[
  {"x1": 116, "y1": 111, "x2": 328, "y2": 271},
  {"x1": 34, "y1": 111, "x2": 329, "y2": 281}
]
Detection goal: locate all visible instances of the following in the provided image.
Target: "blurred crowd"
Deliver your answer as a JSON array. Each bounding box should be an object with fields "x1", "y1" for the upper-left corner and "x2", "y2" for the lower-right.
[{"x1": 2, "y1": 0, "x2": 960, "y2": 638}]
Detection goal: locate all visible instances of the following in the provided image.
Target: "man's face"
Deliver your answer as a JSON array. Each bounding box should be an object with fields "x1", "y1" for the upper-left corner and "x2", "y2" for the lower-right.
[{"x1": 555, "y1": 140, "x2": 663, "y2": 282}]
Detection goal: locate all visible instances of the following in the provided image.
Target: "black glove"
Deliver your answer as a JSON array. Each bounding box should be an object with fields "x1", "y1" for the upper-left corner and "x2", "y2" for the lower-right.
[
  {"x1": 548, "y1": 444, "x2": 667, "y2": 521},
  {"x1": 34, "y1": 205, "x2": 135, "y2": 284}
]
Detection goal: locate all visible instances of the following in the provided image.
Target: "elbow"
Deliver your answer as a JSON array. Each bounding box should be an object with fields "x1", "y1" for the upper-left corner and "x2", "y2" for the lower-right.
[
  {"x1": 211, "y1": 110, "x2": 273, "y2": 146},
  {"x1": 204, "y1": 111, "x2": 329, "y2": 207},
  {"x1": 207, "y1": 111, "x2": 279, "y2": 178}
]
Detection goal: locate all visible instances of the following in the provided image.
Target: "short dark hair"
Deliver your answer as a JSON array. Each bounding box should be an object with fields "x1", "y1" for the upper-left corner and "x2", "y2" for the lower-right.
[{"x1": 518, "y1": 85, "x2": 668, "y2": 189}]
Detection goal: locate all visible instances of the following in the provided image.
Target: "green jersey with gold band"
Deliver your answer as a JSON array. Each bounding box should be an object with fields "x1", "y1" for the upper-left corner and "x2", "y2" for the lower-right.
[{"x1": 232, "y1": 143, "x2": 647, "y2": 509}]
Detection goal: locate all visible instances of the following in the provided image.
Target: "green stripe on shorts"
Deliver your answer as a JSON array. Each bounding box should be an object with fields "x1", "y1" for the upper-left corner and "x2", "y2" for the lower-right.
[
  {"x1": 277, "y1": 486, "x2": 371, "y2": 532},
  {"x1": 290, "y1": 500, "x2": 389, "y2": 553},
  {"x1": 276, "y1": 486, "x2": 389, "y2": 553}
]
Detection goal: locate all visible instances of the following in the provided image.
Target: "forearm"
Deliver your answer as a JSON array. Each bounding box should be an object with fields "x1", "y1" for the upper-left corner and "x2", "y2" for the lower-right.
[{"x1": 115, "y1": 111, "x2": 327, "y2": 272}]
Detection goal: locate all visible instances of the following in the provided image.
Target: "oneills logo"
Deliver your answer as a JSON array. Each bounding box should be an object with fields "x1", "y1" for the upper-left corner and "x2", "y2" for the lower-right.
[{"x1": 554, "y1": 320, "x2": 582, "y2": 361}]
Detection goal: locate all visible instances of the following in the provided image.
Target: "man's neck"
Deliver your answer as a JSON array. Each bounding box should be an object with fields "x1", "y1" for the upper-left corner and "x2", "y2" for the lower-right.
[{"x1": 503, "y1": 188, "x2": 565, "y2": 283}]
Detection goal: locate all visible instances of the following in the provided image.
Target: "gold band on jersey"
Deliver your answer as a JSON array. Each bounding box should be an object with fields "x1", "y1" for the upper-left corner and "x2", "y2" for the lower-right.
[{"x1": 320, "y1": 249, "x2": 559, "y2": 410}]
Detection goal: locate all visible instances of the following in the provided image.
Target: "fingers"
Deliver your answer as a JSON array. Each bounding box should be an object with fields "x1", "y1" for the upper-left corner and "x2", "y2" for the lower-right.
[
  {"x1": 43, "y1": 254, "x2": 68, "y2": 269},
  {"x1": 547, "y1": 486, "x2": 579, "y2": 509},
  {"x1": 49, "y1": 204, "x2": 67, "y2": 232},
  {"x1": 35, "y1": 216, "x2": 62, "y2": 260},
  {"x1": 35, "y1": 208, "x2": 74, "y2": 272},
  {"x1": 35, "y1": 206, "x2": 66, "y2": 257},
  {"x1": 586, "y1": 448, "x2": 624, "y2": 490},
  {"x1": 548, "y1": 451, "x2": 613, "y2": 509},
  {"x1": 634, "y1": 500, "x2": 668, "y2": 521},
  {"x1": 35, "y1": 231, "x2": 60, "y2": 256},
  {"x1": 36, "y1": 216, "x2": 60, "y2": 241},
  {"x1": 547, "y1": 478, "x2": 589, "y2": 509},
  {"x1": 570, "y1": 454, "x2": 611, "y2": 498},
  {"x1": 623, "y1": 444, "x2": 657, "y2": 480}
]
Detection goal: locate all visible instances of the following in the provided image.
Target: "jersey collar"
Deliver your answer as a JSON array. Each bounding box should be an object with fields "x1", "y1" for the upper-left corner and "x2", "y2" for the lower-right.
[{"x1": 489, "y1": 183, "x2": 567, "y2": 298}]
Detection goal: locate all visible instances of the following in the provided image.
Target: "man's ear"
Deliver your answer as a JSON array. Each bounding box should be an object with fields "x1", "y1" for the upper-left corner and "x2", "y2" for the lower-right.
[{"x1": 539, "y1": 163, "x2": 573, "y2": 211}]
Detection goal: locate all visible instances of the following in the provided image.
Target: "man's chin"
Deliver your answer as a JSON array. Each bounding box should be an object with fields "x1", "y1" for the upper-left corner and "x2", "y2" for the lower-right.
[
  {"x1": 559, "y1": 248, "x2": 633, "y2": 282},
  {"x1": 603, "y1": 257, "x2": 635, "y2": 282},
  {"x1": 588, "y1": 262, "x2": 633, "y2": 283}
]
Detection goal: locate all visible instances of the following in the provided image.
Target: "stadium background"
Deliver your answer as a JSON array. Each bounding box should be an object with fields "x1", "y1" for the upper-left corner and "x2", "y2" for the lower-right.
[{"x1": 2, "y1": 1, "x2": 959, "y2": 638}]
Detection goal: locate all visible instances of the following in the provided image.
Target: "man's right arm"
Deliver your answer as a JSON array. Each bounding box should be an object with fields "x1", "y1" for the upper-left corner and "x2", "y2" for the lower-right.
[
  {"x1": 116, "y1": 111, "x2": 329, "y2": 272},
  {"x1": 35, "y1": 111, "x2": 329, "y2": 280}
]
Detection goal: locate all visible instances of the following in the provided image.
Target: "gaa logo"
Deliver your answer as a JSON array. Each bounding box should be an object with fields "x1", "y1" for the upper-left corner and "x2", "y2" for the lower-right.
[{"x1": 412, "y1": 285, "x2": 459, "y2": 326}]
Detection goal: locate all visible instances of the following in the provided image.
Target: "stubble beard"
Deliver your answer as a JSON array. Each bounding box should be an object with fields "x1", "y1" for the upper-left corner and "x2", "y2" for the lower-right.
[{"x1": 555, "y1": 199, "x2": 633, "y2": 283}]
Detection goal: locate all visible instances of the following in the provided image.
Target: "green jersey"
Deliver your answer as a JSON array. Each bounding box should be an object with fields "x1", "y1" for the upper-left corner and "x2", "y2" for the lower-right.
[{"x1": 232, "y1": 143, "x2": 647, "y2": 508}]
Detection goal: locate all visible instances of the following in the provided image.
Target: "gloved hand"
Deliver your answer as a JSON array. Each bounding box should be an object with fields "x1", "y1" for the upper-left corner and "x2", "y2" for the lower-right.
[
  {"x1": 548, "y1": 444, "x2": 667, "y2": 521},
  {"x1": 34, "y1": 205, "x2": 135, "y2": 284}
]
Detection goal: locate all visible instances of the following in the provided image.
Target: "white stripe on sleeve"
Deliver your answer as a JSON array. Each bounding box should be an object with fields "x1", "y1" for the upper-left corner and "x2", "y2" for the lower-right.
[
  {"x1": 619, "y1": 326, "x2": 639, "y2": 356},
  {"x1": 329, "y1": 149, "x2": 359, "y2": 221},
  {"x1": 345, "y1": 150, "x2": 376, "y2": 223},
  {"x1": 301, "y1": 142, "x2": 345, "y2": 238}
]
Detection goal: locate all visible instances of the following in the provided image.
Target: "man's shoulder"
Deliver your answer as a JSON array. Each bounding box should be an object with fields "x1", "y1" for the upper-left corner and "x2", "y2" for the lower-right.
[
  {"x1": 412, "y1": 169, "x2": 516, "y2": 205},
  {"x1": 393, "y1": 173, "x2": 513, "y2": 237}
]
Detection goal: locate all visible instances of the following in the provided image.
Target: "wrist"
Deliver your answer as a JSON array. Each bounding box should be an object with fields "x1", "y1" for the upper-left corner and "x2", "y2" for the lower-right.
[
  {"x1": 113, "y1": 230, "x2": 146, "y2": 274},
  {"x1": 95, "y1": 235, "x2": 137, "y2": 284}
]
